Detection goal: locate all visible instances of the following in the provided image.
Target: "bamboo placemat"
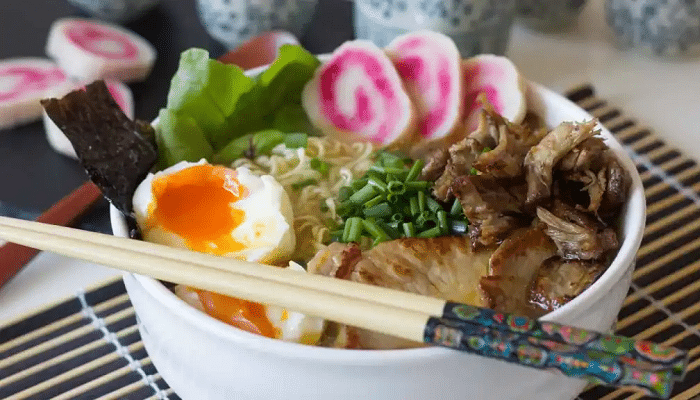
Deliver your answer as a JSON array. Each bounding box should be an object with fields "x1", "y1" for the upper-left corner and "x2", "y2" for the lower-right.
[{"x1": 1, "y1": 85, "x2": 700, "y2": 400}]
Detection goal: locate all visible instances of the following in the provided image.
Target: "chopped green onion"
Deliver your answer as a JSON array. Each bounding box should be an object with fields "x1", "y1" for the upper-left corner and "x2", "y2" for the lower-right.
[
  {"x1": 341, "y1": 219, "x2": 352, "y2": 242},
  {"x1": 369, "y1": 165, "x2": 406, "y2": 176},
  {"x1": 417, "y1": 226, "x2": 442, "y2": 238},
  {"x1": 470, "y1": 167, "x2": 478, "y2": 175},
  {"x1": 291, "y1": 179, "x2": 317, "y2": 190},
  {"x1": 426, "y1": 196, "x2": 441, "y2": 213},
  {"x1": 363, "y1": 203, "x2": 392, "y2": 218},
  {"x1": 386, "y1": 193, "x2": 400, "y2": 204},
  {"x1": 405, "y1": 181, "x2": 430, "y2": 191},
  {"x1": 338, "y1": 186, "x2": 353, "y2": 202},
  {"x1": 377, "y1": 152, "x2": 404, "y2": 169},
  {"x1": 416, "y1": 211, "x2": 435, "y2": 228},
  {"x1": 387, "y1": 181, "x2": 406, "y2": 195},
  {"x1": 376, "y1": 220, "x2": 400, "y2": 239},
  {"x1": 437, "y1": 210, "x2": 448, "y2": 234},
  {"x1": 409, "y1": 197, "x2": 419, "y2": 216},
  {"x1": 482, "y1": 146, "x2": 492, "y2": 153},
  {"x1": 418, "y1": 191, "x2": 426, "y2": 213},
  {"x1": 391, "y1": 213, "x2": 404, "y2": 223},
  {"x1": 450, "y1": 220, "x2": 468, "y2": 234},
  {"x1": 365, "y1": 194, "x2": 385, "y2": 209},
  {"x1": 362, "y1": 219, "x2": 390, "y2": 242},
  {"x1": 310, "y1": 158, "x2": 330, "y2": 176},
  {"x1": 336, "y1": 201, "x2": 356, "y2": 217},
  {"x1": 346, "y1": 217, "x2": 363, "y2": 242},
  {"x1": 351, "y1": 178, "x2": 368, "y2": 191},
  {"x1": 349, "y1": 184, "x2": 378, "y2": 204},
  {"x1": 450, "y1": 198, "x2": 462, "y2": 216},
  {"x1": 367, "y1": 175, "x2": 388, "y2": 192},
  {"x1": 402, "y1": 222, "x2": 416, "y2": 238},
  {"x1": 405, "y1": 159, "x2": 425, "y2": 182},
  {"x1": 284, "y1": 133, "x2": 308, "y2": 148}
]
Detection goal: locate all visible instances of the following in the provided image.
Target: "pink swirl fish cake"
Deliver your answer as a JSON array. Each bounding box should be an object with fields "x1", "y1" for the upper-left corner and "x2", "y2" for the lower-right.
[
  {"x1": 0, "y1": 58, "x2": 74, "y2": 130},
  {"x1": 386, "y1": 31, "x2": 463, "y2": 153},
  {"x1": 462, "y1": 54, "x2": 527, "y2": 133},
  {"x1": 302, "y1": 40, "x2": 415, "y2": 148},
  {"x1": 46, "y1": 18, "x2": 156, "y2": 83}
]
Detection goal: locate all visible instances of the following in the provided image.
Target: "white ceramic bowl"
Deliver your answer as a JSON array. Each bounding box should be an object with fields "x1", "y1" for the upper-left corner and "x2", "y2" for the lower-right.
[{"x1": 111, "y1": 79, "x2": 645, "y2": 400}]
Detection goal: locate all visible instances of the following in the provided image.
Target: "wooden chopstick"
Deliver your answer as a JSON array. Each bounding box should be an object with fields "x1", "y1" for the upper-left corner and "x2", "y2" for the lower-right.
[
  {"x1": 0, "y1": 181, "x2": 103, "y2": 288},
  {"x1": 0, "y1": 216, "x2": 688, "y2": 398}
]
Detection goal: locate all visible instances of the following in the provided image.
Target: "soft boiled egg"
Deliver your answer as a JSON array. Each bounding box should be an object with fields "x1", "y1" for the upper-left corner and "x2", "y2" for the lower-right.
[
  {"x1": 133, "y1": 160, "x2": 324, "y2": 344},
  {"x1": 132, "y1": 159, "x2": 295, "y2": 264},
  {"x1": 174, "y1": 262, "x2": 325, "y2": 345}
]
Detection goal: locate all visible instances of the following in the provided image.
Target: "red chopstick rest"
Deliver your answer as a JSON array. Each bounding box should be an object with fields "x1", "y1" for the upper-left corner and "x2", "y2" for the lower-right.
[{"x1": 0, "y1": 181, "x2": 103, "y2": 288}]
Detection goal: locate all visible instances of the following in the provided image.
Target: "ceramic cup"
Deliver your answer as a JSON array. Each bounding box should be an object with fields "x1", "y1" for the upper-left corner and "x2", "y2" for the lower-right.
[
  {"x1": 605, "y1": 0, "x2": 700, "y2": 56},
  {"x1": 67, "y1": 0, "x2": 160, "y2": 24},
  {"x1": 196, "y1": 0, "x2": 319, "y2": 50},
  {"x1": 353, "y1": 0, "x2": 517, "y2": 57},
  {"x1": 516, "y1": 0, "x2": 587, "y2": 32}
]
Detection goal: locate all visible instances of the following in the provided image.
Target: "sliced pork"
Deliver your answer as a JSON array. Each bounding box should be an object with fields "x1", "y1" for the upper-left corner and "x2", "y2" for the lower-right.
[
  {"x1": 302, "y1": 40, "x2": 415, "y2": 148},
  {"x1": 523, "y1": 119, "x2": 598, "y2": 207},
  {"x1": 536, "y1": 205, "x2": 618, "y2": 260},
  {"x1": 451, "y1": 174, "x2": 528, "y2": 246},
  {"x1": 471, "y1": 104, "x2": 548, "y2": 178},
  {"x1": 480, "y1": 227, "x2": 558, "y2": 317},
  {"x1": 530, "y1": 258, "x2": 605, "y2": 312},
  {"x1": 307, "y1": 237, "x2": 493, "y2": 349}
]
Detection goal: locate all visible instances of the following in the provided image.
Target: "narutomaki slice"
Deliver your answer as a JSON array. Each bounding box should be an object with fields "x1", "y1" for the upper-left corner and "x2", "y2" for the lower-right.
[
  {"x1": 302, "y1": 40, "x2": 415, "y2": 147},
  {"x1": 462, "y1": 54, "x2": 527, "y2": 134},
  {"x1": 386, "y1": 31, "x2": 462, "y2": 153},
  {"x1": 46, "y1": 18, "x2": 156, "y2": 83},
  {"x1": 43, "y1": 79, "x2": 134, "y2": 159},
  {"x1": 0, "y1": 58, "x2": 74, "y2": 130}
]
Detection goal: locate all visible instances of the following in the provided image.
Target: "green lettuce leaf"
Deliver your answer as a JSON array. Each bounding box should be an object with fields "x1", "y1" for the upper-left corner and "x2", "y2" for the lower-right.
[
  {"x1": 157, "y1": 46, "x2": 320, "y2": 169},
  {"x1": 258, "y1": 44, "x2": 320, "y2": 110},
  {"x1": 156, "y1": 108, "x2": 213, "y2": 168},
  {"x1": 213, "y1": 129, "x2": 287, "y2": 164},
  {"x1": 166, "y1": 49, "x2": 254, "y2": 144},
  {"x1": 272, "y1": 103, "x2": 314, "y2": 134}
]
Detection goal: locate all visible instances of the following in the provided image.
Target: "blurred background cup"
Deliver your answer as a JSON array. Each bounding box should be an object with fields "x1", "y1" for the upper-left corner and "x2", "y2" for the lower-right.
[
  {"x1": 67, "y1": 0, "x2": 160, "y2": 24},
  {"x1": 353, "y1": 0, "x2": 517, "y2": 57},
  {"x1": 605, "y1": 0, "x2": 700, "y2": 57},
  {"x1": 515, "y1": 0, "x2": 587, "y2": 32},
  {"x1": 196, "y1": 0, "x2": 319, "y2": 50}
]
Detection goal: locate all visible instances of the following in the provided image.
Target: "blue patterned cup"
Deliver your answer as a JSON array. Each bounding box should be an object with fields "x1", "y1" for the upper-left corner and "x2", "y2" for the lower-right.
[
  {"x1": 353, "y1": 0, "x2": 517, "y2": 57},
  {"x1": 196, "y1": 0, "x2": 319, "y2": 50},
  {"x1": 605, "y1": 0, "x2": 700, "y2": 56},
  {"x1": 516, "y1": 0, "x2": 587, "y2": 32},
  {"x1": 67, "y1": 0, "x2": 160, "y2": 23}
]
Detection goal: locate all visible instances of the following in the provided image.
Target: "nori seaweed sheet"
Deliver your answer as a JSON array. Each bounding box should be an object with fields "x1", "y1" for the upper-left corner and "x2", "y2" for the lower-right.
[{"x1": 41, "y1": 81, "x2": 157, "y2": 221}]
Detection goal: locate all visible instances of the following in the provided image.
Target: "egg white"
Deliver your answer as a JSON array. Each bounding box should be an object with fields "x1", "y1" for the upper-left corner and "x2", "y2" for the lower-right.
[{"x1": 132, "y1": 159, "x2": 295, "y2": 265}]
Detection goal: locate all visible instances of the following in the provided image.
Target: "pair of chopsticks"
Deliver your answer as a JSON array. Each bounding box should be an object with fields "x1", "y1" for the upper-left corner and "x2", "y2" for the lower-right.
[{"x1": 0, "y1": 215, "x2": 687, "y2": 398}]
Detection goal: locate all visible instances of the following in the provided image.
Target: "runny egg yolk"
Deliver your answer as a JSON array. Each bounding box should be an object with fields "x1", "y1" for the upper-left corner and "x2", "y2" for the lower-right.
[
  {"x1": 148, "y1": 164, "x2": 248, "y2": 255},
  {"x1": 195, "y1": 289, "x2": 279, "y2": 338}
]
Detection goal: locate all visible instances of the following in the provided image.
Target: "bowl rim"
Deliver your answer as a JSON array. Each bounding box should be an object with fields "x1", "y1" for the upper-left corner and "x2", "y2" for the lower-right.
[{"x1": 113, "y1": 69, "x2": 645, "y2": 363}]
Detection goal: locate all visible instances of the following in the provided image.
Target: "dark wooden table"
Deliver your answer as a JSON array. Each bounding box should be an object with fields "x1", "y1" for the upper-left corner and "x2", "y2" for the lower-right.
[{"x1": 0, "y1": 0, "x2": 353, "y2": 231}]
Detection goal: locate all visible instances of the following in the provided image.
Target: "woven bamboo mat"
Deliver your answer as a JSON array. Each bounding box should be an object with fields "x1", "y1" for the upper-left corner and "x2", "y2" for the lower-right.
[{"x1": 1, "y1": 85, "x2": 700, "y2": 400}]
